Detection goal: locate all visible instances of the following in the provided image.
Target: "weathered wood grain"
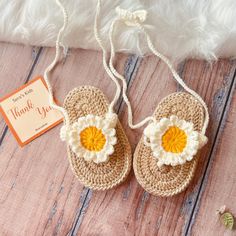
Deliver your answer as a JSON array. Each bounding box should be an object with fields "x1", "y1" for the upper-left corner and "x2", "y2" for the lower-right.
[
  {"x1": 1, "y1": 42, "x2": 236, "y2": 236},
  {"x1": 0, "y1": 46, "x2": 133, "y2": 235},
  {"x1": 0, "y1": 43, "x2": 42, "y2": 137},
  {"x1": 189, "y1": 75, "x2": 236, "y2": 236},
  {"x1": 75, "y1": 57, "x2": 236, "y2": 235},
  {"x1": 69, "y1": 54, "x2": 139, "y2": 236}
]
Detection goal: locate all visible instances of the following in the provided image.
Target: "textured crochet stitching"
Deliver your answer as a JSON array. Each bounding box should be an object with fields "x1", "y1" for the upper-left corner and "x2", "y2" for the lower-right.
[
  {"x1": 143, "y1": 115, "x2": 208, "y2": 167},
  {"x1": 161, "y1": 126, "x2": 187, "y2": 153},
  {"x1": 40, "y1": 0, "x2": 134, "y2": 190},
  {"x1": 80, "y1": 126, "x2": 106, "y2": 152}
]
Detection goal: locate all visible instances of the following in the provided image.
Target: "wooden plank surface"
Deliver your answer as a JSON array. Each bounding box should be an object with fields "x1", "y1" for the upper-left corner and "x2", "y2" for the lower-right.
[
  {"x1": 0, "y1": 44, "x2": 41, "y2": 136},
  {"x1": 75, "y1": 58, "x2": 236, "y2": 235},
  {"x1": 0, "y1": 45, "x2": 133, "y2": 235},
  {"x1": 0, "y1": 42, "x2": 236, "y2": 236},
  {"x1": 190, "y1": 76, "x2": 236, "y2": 236}
]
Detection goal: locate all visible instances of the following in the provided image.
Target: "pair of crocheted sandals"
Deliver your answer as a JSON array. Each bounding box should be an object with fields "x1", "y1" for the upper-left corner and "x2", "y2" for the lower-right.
[{"x1": 44, "y1": 0, "x2": 209, "y2": 197}]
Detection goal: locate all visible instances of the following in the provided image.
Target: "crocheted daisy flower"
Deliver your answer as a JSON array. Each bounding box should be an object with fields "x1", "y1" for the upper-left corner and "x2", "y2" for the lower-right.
[
  {"x1": 60, "y1": 113, "x2": 117, "y2": 163},
  {"x1": 144, "y1": 115, "x2": 207, "y2": 167}
]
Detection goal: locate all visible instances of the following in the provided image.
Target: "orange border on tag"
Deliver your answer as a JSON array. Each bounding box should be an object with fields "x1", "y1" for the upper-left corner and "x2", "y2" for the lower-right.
[{"x1": 0, "y1": 76, "x2": 63, "y2": 147}]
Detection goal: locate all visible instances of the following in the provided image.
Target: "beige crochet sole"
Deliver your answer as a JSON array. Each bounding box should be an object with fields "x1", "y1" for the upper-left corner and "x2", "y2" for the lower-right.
[
  {"x1": 133, "y1": 92, "x2": 205, "y2": 197},
  {"x1": 64, "y1": 86, "x2": 132, "y2": 190}
]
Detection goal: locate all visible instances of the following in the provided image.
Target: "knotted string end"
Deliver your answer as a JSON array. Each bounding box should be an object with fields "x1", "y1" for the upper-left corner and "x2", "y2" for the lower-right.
[{"x1": 115, "y1": 6, "x2": 147, "y2": 26}]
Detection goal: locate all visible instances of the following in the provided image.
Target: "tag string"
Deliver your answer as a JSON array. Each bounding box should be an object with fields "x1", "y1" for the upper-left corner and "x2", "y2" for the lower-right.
[{"x1": 95, "y1": 1, "x2": 209, "y2": 135}]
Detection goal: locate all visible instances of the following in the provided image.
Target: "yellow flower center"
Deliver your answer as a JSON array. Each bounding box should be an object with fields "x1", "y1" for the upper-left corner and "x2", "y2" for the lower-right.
[
  {"x1": 80, "y1": 126, "x2": 106, "y2": 151},
  {"x1": 161, "y1": 126, "x2": 187, "y2": 153}
]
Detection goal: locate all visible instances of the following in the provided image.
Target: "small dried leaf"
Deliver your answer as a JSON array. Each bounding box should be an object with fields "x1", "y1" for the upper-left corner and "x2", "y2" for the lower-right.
[{"x1": 220, "y1": 212, "x2": 234, "y2": 230}]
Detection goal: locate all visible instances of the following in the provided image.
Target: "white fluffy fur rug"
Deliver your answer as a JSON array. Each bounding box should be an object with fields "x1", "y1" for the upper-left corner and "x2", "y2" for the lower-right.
[{"x1": 1, "y1": 0, "x2": 236, "y2": 60}]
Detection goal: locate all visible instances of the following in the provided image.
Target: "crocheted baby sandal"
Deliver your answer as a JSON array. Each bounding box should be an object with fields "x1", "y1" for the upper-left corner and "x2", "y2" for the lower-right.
[
  {"x1": 60, "y1": 86, "x2": 132, "y2": 190},
  {"x1": 105, "y1": 6, "x2": 209, "y2": 196},
  {"x1": 133, "y1": 92, "x2": 207, "y2": 196},
  {"x1": 43, "y1": 1, "x2": 132, "y2": 190}
]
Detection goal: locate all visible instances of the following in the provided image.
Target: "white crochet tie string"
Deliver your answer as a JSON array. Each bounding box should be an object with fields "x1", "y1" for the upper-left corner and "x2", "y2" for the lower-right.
[
  {"x1": 94, "y1": 0, "x2": 122, "y2": 114},
  {"x1": 47, "y1": 0, "x2": 209, "y2": 136},
  {"x1": 43, "y1": 0, "x2": 122, "y2": 130},
  {"x1": 43, "y1": 0, "x2": 71, "y2": 126},
  {"x1": 107, "y1": 6, "x2": 209, "y2": 135}
]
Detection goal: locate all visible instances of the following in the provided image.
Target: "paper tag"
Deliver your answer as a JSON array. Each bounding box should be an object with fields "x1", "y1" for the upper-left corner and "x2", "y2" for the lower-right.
[{"x1": 0, "y1": 77, "x2": 63, "y2": 146}]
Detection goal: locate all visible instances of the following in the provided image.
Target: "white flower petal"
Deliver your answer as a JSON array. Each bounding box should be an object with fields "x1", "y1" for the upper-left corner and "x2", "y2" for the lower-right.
[
  {"x1": 106, "y1": 145, "x2": 114, "y2": 155},
  {"x1": 186, "y1": 154, "x2": 194, "y2": 161},
  {"x1": 144, "y1": 123, "x2": 156, "y2": 137},
  {"x1": 96, "y1": 153, "x2": 109, "y2": 163},
  {"x1": 151, "y1": 145, "x2": 158, "y2": 154},
  {"x1": 153, "y1": 151, "x2": 159, "y2": 158},
  {"x1": 105, "y1": 128, "x2": 116, "y2": 137},
  {"x1": 109, "y1": 136, "x2": 117, "y2": 145},
  {"x1": 83, "y1": 152, "x2": 94, "y2": 161},
  {"x1": 170, "y1": 115, "x2": 178, "y2": 124},
  {"x1": 157, "y1": 159, "x2": 164, "y2": 167},
  {"x1": 190, "y1": 131, "x2": 199, "y2": 140},
  {"x1": 78, "y1": 116, "x2": 86, "y2": 122},
  {"x1": 74, "y1": 147, "x2": 85, "y2": 157},
  {"x1": 198, "y1": 134, "x2": 208, "y2": 148},
  {"x1": 171, "y1": 156, "x2": 179, "y2": 166},
  {"x1": 159, "y1": 117, "x2": 169, "y2": 126},
  {"x1": 182, "y1": 121, "x2": 194, "y2": 132},
  {"x1": 86, "y1": 114, "x2": 94, "y2": 120},
  {"x1": 178, "y1": 157, "x2": 185, "y2": 165},
  {"x1": 60, "y1": 125, "x2": 68, "y2": 141}
]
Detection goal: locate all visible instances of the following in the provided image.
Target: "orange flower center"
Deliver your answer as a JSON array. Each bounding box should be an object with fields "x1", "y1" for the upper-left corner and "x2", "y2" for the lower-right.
[
  {"x1": 80, "y1": 126, "x2": 106, "y2": 151},
  {"x1": 161, "y1": 126, "x2": 187, "y2": 153}
]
